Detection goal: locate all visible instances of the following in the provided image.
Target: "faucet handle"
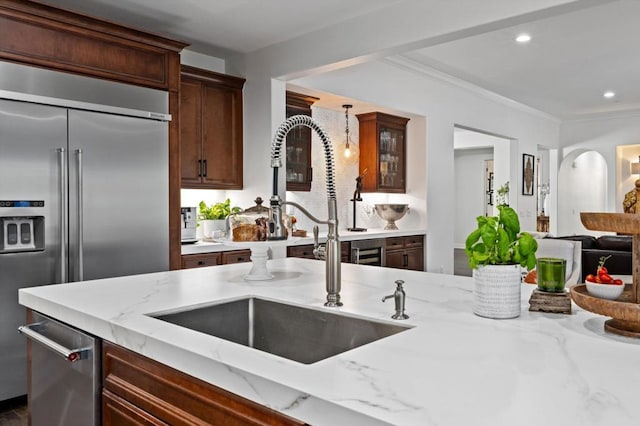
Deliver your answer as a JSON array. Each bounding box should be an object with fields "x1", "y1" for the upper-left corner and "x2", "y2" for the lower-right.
[{"x1": 312, "y1": 225, "x2": 326, "y2": 260}]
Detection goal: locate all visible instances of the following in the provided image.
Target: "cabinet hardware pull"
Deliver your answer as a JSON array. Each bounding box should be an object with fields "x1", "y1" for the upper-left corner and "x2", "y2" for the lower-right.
[
  {"x1": 197, "y1": 159, "x2": 202, "y2": 177},
  {"x1": 19, "y1": 322, "x2": 90, "y2": 362},
  {"x1": 203, "y1": 159, "x2": 208, "y2": 177},
  {"x1": 403, "y1": 254, "x2": 408, "y2": 267}
]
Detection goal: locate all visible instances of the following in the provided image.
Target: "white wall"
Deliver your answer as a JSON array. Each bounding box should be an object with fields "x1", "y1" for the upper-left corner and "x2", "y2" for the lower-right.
[
  {"x1": 291, "y1": 59, "x2": 560, "y2": 273},
  {"x1": 557, "y1": 150, "x2": 607, "y2": 235},
  {"x1": 287, "y1": 106, "x2": 425, "y2": 234},
  {"x1": 454, "y1": 148, "x2": 492, "y2": 247},
  {"x1": 180, "y1": 50, "x2": 225, "y2": 73},
  {"x1": 559, "y1": 113, "x2": 640, "y2": 235}
]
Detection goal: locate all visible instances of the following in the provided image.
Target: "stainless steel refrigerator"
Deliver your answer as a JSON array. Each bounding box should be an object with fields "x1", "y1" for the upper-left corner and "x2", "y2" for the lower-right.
[{"x1": 0, "y1": 62, "x2": 170, "y2": 401}]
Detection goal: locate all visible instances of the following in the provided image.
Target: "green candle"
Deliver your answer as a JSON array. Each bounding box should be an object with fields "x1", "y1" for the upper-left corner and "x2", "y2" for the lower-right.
[{"x1": 537, "y1": 257, "x2": 567, "y2": 292}]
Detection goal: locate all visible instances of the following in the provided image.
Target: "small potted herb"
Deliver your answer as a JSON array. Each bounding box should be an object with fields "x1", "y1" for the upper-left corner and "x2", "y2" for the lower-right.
[{"x1": 198, "y1": 199, "x2": 241, "y2": 239}]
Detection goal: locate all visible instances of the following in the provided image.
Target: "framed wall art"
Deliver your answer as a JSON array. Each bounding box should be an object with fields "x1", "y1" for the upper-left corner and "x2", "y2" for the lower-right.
[{"x1": 522, "y1": 153, "x2": 535, "y2": 196}]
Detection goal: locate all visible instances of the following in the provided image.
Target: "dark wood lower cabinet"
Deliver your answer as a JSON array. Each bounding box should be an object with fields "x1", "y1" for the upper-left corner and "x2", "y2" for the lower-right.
[
  {"x1": 385, "y1": 235, "x2": 425, "y2": 271},
  {"x1": 103, "y1": 341, "x2": 306, "y2": 426}
]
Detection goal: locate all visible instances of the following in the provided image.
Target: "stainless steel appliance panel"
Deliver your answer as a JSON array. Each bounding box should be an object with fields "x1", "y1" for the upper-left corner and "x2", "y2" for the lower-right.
[
  {"x1": 0, "y1": 99, "x2": 67, "y2": 401},
  {"x1": 68, "y1": 110, "x2": 169, "y2": 280},
  {"x1": 21, "y1": 311, "x2": 100, "y2": 426},
  {"x1": 350, "y1": 238, "x2": 385, "y2": 266}
]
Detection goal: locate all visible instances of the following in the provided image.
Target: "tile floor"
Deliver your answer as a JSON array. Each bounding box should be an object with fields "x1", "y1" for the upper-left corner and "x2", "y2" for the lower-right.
[{"x1": 0, "y1": 396, "x2": 28, "y2": 426}]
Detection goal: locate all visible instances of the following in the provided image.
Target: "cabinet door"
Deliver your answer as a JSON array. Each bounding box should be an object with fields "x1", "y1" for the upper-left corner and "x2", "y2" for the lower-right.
[
  {"x1": 404, "y1": 247, "x2": 424, "y2": 271},
  {"x1": 181, "y1": 253, "x2": 221, "y2": 269},
  {"x1": 180, "y1": 66, "x2": 245, "y2": 190},
  {"x1": 385, "y1": 250, "x2": 405, "y2": 269},
  {"x1": 179, "y1": 78, "x2": 203, "y2": 186},
  {"x1": 201, "y1": 84, "x2": 243, "y2": 189},
  {"x1": 357, "y1": 112, "x2": 409, "y2": 193},
  {"x1": 385, "y1": 247, "x2": 424, "y2": 271},
  {"x1": 378, "y1": 124, "x2": 405, "y2": 192},
  {"x1": 285, "y1": 91, "x2": 318, "y2": 192}
]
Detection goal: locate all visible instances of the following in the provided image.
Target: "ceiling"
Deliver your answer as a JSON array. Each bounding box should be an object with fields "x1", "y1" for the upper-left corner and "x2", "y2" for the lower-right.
[{"x1": 41, "y1": 0, "x2": 640, "y2": 121}]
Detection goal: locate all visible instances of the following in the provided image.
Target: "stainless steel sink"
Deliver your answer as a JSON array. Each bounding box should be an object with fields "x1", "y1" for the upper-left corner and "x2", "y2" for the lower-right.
[{"x1": 150, "y1": 297, "x2": 411, "y2": 364}]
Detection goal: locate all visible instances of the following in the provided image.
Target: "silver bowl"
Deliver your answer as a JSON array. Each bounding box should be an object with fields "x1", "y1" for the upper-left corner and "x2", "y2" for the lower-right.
[{"x1": 374, "y1": 204, "x2": 409, "y2": 230}]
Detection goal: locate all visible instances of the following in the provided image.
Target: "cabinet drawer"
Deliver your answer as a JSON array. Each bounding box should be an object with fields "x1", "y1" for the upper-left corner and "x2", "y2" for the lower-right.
[
  {"x1": 287, "y1": 244, "x2": 316, "y2": 259},
  {"x1": 222, "y1": 249, "x2": 252, "y2": 264},
  {"x1": 103, "y1": 389, "x2": 165, "y2": 426},
  {"x1": 181, "y1": 253, "x2": 221, "y2": 269},
  {"x1": 404, "y1": 235, "x2": 424, "y2": 248},
  {"x1": 385, "y1": 237, "x2": 405, "y2": 251}
]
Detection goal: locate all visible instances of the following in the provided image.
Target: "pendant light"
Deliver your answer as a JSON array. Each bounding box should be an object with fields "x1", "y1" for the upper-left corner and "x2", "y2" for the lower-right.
[{"x1": 340, "y1": 104, "x2": 359, "y2": 164}]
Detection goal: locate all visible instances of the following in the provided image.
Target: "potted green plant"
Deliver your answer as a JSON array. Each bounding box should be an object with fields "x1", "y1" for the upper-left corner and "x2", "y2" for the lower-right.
[
  {"x1": 198, "y1": 199, "x2": 241, "y2": 240},
  {"x1": 465, "y1": 201, "x2": 538, "y2": 319}
]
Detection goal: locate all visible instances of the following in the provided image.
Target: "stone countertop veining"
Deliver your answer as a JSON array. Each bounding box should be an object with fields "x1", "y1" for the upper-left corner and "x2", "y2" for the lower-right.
[
  {"x1": 181, "y1": 228, "x2": 426, "y2": 255},
  {"x1": 18, "y1": 259, "x2": 640, "y2": 426}
]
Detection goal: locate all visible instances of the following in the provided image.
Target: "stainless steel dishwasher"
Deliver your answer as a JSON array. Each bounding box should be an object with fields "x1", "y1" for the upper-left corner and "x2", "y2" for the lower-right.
[{"x1": 19, "y1": 311, "x2": 101, "y2": 426}]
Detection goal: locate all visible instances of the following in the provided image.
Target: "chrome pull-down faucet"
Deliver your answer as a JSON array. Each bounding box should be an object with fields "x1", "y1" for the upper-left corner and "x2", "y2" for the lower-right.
[{"x1": 268, "y1": 115, "x2": 342, "y2": 307}]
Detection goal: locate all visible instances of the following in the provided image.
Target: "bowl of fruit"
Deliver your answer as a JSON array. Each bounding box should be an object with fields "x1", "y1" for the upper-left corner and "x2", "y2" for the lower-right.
[{"x1": 585, "y1": 255, "x2": 625, "y2": 300}]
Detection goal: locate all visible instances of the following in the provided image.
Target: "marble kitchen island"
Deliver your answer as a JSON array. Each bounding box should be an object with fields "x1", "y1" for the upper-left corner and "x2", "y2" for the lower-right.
[{"x1": 19, "y1": 259, "x2": 640, "y2": 426}]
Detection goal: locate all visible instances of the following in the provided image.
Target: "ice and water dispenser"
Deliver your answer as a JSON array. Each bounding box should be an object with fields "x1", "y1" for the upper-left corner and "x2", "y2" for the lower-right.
[{"x1": 0, "y1": 200, "x2": 45, "y2": 253}]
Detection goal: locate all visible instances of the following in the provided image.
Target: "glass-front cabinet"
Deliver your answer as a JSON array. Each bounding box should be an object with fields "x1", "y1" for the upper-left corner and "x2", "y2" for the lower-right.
[
  {"x1": 285, "y1": 91, "x2": 319, "y2": 192},
  {"x1": 357, "y1": 112, "x2": 410, "y2": 193}
]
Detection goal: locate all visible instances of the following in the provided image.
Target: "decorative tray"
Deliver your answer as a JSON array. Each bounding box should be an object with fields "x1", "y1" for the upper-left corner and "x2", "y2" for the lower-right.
[
  {"x1": 572, "y1": 213, "x2": 640, "y2": 338},
  {"x1": 571, "y1": 284, "x2": 640, "y2": 337}
]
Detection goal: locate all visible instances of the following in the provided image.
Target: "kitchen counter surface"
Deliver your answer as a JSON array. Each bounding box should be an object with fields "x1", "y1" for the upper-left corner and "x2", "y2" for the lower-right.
[
  {"x1": 19, "y1": 259, "x2": 640, "y2": 426},
  {"x1": 181, "y1": 228, "x2": 426, "y2": 255}
]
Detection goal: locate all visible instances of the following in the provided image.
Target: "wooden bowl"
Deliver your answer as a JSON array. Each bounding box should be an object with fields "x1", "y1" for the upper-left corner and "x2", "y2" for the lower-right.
[{"x1": 570, "y1": 284, "x2": 640, "y2": 338}]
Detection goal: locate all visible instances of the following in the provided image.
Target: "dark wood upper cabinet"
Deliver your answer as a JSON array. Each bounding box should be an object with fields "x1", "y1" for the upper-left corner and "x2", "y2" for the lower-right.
[
  {"x1": 357, "y1": 112, "x2": 410, "y2": 193},
  {"x1": 285, "y1": 91, "x2": 318, "y2": 192},
  {"x1": 0, "y1": 0, "x2": 186, "y2": 90},
  {"x1": 180, "y1": 65, "x2": 245, "y2": 189}
]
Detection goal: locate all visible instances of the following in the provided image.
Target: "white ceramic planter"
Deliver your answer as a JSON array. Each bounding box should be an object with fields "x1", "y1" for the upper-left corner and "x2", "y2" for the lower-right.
[
  {"x1": 201, "y1": 219, "x2": 227, "y2": 239},
  {"x1": 472, "y1": 264, "x2": 522, "y2": 319}
]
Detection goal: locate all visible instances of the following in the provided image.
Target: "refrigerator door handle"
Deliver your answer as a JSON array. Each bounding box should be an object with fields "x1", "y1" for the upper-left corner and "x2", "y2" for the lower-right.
[
  {"x1": 57, "y1": 147, "x2": 68, "y2": 283},
  {"x1": 18, "y1": 323, "x2": 91, "y2": 362},
  {"x1": 76, "y1": 149, "x2": 84, "y2": 281}
]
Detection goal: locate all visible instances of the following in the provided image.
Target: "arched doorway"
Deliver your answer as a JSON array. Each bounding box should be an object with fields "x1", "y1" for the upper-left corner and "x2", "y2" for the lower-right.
[{"x1": 557, "y1": 150, "x2": 607, "y2": 235}]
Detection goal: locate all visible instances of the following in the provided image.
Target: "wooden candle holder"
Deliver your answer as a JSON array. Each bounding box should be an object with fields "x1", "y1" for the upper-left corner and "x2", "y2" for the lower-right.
[{"x1": 529, "y1": 289, "x2": 572, "y2": 314}]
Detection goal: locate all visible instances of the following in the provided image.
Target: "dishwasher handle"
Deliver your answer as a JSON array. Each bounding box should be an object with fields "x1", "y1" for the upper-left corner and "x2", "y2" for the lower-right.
[{"x1": 19, "y1": 322, "x2": 90, "y2": 362}]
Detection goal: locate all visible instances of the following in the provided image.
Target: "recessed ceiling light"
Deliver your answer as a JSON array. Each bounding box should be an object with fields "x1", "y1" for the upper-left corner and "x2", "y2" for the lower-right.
[
  {"x1": 603, "y1": 91, "x2": 616, "y2": 99},
  {"x1": 515, "y1": 34, "x2": 531, "y2": 43}
]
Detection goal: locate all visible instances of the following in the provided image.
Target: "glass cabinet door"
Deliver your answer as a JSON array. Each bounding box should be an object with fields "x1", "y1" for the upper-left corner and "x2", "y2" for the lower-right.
[
  {"x1": 378, "y1": 126, "x2": 405, "y2": 191},
  {"x1": 285, "y1": 92, "x2": 318, "y2": 192}
]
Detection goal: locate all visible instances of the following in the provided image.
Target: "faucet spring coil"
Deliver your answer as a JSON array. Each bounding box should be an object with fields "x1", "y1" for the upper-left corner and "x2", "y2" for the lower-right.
[{"x1": 270, "y1": 115, "x2": 336, "y2": 200}]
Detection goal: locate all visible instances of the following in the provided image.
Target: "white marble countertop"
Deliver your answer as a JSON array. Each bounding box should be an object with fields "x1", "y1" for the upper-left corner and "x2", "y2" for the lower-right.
[
  {"x1": 19, "y1": 259, "x2": 640, "y2": 426},
  {"x1": 181, "y1": 228, "x2": 426, "y2": 255}
]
